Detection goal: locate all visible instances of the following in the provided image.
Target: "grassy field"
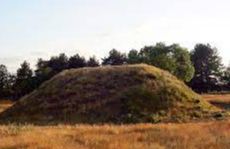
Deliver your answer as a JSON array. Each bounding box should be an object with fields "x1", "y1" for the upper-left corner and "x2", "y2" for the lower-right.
[
  {"x1": 0, "y1": 94, "x2": 229, "y2": 149},
  {"x1": 202, "y1": 94, "x2": 230, "y2": 111},
  {"x1": 0, "y1": 120, "x2": 229, "y2": 149}
]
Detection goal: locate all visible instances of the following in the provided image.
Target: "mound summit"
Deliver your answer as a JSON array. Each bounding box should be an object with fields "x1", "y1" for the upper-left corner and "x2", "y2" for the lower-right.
[{"x1": 0, "y1": 64, "x2": 225, "y2": 124}]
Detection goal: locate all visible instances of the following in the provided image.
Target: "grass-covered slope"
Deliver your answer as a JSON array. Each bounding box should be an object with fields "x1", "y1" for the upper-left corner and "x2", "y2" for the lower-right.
[{"x1": 0, "y1": 64, "x2": 226, "y2": 124}]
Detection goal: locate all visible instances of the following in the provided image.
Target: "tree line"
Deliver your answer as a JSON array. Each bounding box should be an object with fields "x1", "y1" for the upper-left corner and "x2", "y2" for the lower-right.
[{"x1": 0, "y1": 42, "x2": 228, "y2": 100}]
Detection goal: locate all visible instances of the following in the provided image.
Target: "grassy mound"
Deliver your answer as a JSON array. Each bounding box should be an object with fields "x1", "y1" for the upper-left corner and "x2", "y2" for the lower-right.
[{"x1": 0, "y1": 64, "x2": 227, "y2": 124}]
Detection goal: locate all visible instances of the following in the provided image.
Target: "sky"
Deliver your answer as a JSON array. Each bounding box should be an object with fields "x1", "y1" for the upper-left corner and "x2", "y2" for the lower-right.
[{"x1": 1, "y1": 0, "x2": 230, "y2": 72}]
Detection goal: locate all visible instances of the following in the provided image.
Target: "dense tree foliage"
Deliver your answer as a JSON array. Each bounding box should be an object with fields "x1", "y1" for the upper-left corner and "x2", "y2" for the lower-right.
[
  {"x1": 87, "y1": 56, "x2": 100, "y2": 67},
  {"x1": 189, "y1": 44, "x2": 224, "y2": 92},
  {"x1": 49, "y1": 53, "x2": 69, "y2": 72},
  {"x1": 34, "y1": 54, "x2": 99, "y2": 87},
  {"x1": 35, "y1": 58, "x2": 53, "y2": 85},
  {"x1": 0, "y1": 65, "x2": 9, "y2": 97},
  {"x1": 170, "y1": 44, "x2": 195, "y2": 82},
  {"x1": 68, "y1": 54, "x2": 86, "y2": 69},
  {"x1": 127, "y1": 43, "x2": 194, "y2": 82},
  {"x1": 222, "y1": 66, "x2": 230, "y2": 84},
  {"x1": 127, "y1": 49, "x2": 141, "y2": 64},
  {"x1": 102, "y1": 49, "x2": 127, "y2": 65},
  {"x1": 139, "y1": 43, "x2": 176, "y2": 71},
  {"x1": 14, "y1": 61, "x2": 34, "y2": 98}
]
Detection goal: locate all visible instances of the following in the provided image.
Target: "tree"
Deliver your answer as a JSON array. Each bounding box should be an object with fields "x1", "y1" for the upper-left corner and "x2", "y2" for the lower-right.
[
  {"x1": 223, "y1": 66, "x2": 230, "y2": 82},
  {"x1": 138, "y1": 43, "x2": 194, "y2": 82},
  {"x1": 5, "y1": 74, "x2": 16, "y2": 98},
  {"x1": 127, "y1": 49, "x2": 141, "y2": 64},
  {"x1": 102, "y1": 49, "x2": 127, "y2": 65},
  {"x1": 15, "y1": 61, "x2": 33, "y2": 98},
  {"x1": 87, "y1": 56, "x2": 100, "y2": 67},
  {"x1": 68, "y1": 54, "x2": 86, "y2": 68},
  {"x1": 139, "y1": 43, "x2": 177, "y2": 72},
  {"x1": 0, "y1": 65, "x2": 9, "y2": 97},
  {"x1": 35, "y1": 53, "x2": 69, "y2": 87},
  {"x1": 16, "y1": 61, "x2": 33, "y2": 80},
  {"x1": 220, "y1": 65, "x2": 230, "y2": 90},
  {"x1": 190, "y1": 44, "x2": 223, "y2": 92},
  {"x1": 34, "y1": 53, "x2": 88, "y2": 89},
  {"x1": 170, "y1": 44, "x2": 195, "y2": 82},
  {"x1": 49, "y1": 53, "x2": 68, "y2": 72},
  {"x1": 35, "y1": 58, "x2": 54, "y2": 86}
]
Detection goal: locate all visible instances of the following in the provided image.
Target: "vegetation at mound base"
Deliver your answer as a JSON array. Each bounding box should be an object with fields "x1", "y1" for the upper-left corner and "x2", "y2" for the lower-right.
[{"x1": 0, "y1": 64, "x2": 228, "y2": 124}]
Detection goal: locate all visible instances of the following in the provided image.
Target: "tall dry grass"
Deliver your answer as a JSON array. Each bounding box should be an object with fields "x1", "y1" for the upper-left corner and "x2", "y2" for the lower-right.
[
  {"x1": 202, "y1": 94, "x2": 230, "y2": 110},
  {"x1": 202, "y1": 94, "x2": 230, "y2": 102},
  {"x1": 0, "y1": 120, "x2": 229, "y2": 149}
]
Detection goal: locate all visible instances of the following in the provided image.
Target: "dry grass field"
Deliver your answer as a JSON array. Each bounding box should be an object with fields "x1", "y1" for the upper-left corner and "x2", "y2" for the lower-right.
[
  {"x1": 0, "y1": 94, "x2": 229, "y2": 149},
  {"x1": 202, "y1": 94, "x2": 230, "y2": 103},
  {"x1": 0, "y1": 121, "x2": 229, "y2": 149},
  {"x1": 202, "y1": 94, "x2": 230, "y2": 110}
]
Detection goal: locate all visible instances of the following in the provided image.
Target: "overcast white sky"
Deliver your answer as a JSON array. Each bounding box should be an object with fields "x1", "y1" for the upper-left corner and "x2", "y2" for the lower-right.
[{"x1": 1, "y1": 0, "x2": 230, "y2": 72}]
